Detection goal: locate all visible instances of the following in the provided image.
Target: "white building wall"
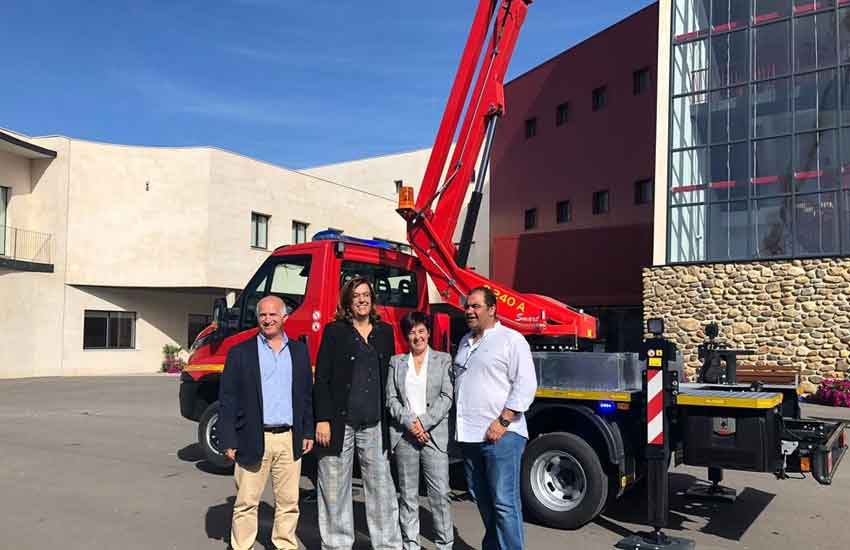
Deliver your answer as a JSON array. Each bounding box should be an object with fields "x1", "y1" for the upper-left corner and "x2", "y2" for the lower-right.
[
  {"x1": 0, "y1": 136, "x2": 71, "y2": 378},
  {"x1": 2, "y1": 130, "x2": 491, "y2": 378},
  {"x1": 60, "y1": 286, "x2": 216, "y2": 376}
]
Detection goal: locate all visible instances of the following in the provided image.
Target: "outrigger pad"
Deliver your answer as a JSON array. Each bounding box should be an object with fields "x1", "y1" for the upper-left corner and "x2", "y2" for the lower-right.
[
  {"x1": 615, "y1": 532, "x2": 695, "y2": 550},
  {"x1": 685, "y1": 482, "x2": 737, "y2": 503}
]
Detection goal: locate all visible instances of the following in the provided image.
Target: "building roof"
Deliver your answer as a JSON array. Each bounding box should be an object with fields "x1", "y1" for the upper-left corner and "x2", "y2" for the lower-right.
[{"x1": 0, "y1": 129, "x2": 57, "y2": 159}]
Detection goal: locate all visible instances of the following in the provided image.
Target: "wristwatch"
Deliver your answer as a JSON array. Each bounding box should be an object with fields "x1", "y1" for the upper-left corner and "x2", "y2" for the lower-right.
[{"x1": 497, "y1": 415, "x2": 511, "y2": 428}]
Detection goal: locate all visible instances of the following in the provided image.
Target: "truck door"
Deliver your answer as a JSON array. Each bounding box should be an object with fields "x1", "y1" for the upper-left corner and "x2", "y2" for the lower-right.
[{"x1": 237, "y1": 253, "x2": 316, "y2": 349}]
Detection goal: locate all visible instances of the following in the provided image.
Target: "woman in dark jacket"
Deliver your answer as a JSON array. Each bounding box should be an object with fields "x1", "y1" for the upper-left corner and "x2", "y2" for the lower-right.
[{"x1": 313, "y1": 276, "x2": 401, "y2": 550}]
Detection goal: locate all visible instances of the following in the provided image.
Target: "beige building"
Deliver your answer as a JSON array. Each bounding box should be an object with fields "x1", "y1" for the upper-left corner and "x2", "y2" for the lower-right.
[{"x1": 0, "y1": 128, "x2": 489, "y2": 378}]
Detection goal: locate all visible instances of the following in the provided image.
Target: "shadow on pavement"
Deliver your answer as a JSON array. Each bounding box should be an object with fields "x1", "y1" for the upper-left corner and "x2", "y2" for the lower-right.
[
  {"x1": 597, "y1": 472, "x2": 775, "y2": 542},
  {"x1": 201, "y1": 452, "x2": 476, "y2": 549},
  {"x1": 177, "y1": 443, "x2": 233, "y2": 476}
]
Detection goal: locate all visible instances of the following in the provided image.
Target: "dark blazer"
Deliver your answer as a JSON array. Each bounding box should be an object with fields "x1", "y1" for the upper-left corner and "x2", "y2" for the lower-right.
[
  {"x1": 314, "y1": 319, "x2": 395, "y2": 455},
  {"x1": 218, "y1": 334, "x2": 315, "y2": 467}
]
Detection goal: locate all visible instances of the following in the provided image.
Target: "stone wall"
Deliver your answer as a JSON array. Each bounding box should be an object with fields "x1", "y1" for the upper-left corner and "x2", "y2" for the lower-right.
[{"x1": 643, "y1": 258, "x2": 850, "y2": 393}]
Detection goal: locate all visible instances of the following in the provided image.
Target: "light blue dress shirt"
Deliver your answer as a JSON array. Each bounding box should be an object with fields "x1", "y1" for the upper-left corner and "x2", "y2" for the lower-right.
[{"x1": 257, "y1": 333, "x2": 293, "y2": 427}]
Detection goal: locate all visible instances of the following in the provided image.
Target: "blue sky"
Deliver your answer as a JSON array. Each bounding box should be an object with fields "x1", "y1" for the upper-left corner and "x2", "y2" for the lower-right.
[{"x1": 0, "y1": 0, "x2": 653, "y2": 168}]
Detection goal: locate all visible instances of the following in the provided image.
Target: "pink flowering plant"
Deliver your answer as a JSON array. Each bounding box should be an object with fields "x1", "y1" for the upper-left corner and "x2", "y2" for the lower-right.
[{"x1": 815, "y1": 379, "x2": 850, "y2": 408}]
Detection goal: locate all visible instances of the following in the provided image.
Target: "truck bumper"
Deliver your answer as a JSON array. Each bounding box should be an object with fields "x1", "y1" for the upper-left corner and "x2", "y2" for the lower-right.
[{"x1": 179, "y1": 372, "x2": 201, "y2": 421}]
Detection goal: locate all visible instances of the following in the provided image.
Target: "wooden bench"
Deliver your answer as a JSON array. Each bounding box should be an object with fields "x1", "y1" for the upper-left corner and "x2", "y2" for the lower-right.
[{"x1": 736, "y1": 368, "x2": 798, "y2": 385}]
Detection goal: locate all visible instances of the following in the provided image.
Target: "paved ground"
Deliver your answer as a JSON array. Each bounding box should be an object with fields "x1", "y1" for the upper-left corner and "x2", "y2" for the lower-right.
[{"x1": 1, "y1": 375, "x2": 848, "y2": 550}]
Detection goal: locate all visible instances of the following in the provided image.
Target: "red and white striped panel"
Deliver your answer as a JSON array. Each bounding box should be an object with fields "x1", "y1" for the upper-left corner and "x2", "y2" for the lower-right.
[{"x1": 647, "y1": 368, "x2": 664, "y2": 445}]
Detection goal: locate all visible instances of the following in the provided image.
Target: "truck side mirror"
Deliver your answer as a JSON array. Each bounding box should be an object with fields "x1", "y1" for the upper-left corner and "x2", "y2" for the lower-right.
[{"x1": 212, "y1": 298, "x2": 228, "y2": 340}]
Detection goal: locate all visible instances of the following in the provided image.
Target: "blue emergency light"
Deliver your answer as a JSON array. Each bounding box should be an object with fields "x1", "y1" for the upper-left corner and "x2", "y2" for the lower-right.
[{"x1": 597, "y1": 401, "x2": 616, "y2": 414}]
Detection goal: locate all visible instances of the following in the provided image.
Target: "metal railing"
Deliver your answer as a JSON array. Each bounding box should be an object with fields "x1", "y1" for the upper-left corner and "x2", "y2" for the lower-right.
[{"x1": 0, "y1": 225, "x2": 52, "y2": 265}]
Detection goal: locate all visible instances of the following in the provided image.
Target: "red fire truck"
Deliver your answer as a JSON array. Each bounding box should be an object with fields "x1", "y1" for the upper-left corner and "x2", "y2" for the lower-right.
[{"x1": 180, "y1": 0, "x2": 846, "y2": 530}]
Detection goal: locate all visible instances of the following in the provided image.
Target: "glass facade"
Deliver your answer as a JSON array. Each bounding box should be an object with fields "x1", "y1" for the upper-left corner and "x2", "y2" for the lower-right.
[{"x1": 668, "y1": 0, "x2": 850, "y2": 262}]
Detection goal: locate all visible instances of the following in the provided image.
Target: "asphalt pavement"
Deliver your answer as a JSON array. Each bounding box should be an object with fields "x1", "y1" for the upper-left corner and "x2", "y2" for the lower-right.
[{"x1": 0, "y1": 375, "x2": 848, "y2": 549}]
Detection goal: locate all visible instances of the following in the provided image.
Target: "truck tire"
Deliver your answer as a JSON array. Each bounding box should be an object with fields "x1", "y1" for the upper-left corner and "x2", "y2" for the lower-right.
[
  {"x1": 521, "y1": 432, "x2": 609, "y2": 530},
  {"x1": 198, "y1": 402, "x2": 233, "y2": 470}
]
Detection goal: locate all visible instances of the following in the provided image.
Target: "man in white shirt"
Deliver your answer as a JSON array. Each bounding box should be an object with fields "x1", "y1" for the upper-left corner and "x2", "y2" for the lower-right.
[{"x1": 454, "y1": 287, "x2": 537, "y2": 550}]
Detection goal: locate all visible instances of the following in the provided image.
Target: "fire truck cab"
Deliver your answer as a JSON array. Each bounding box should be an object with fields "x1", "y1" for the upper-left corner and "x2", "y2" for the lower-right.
[{"x1": 179, "y1": 229, "x2": 450, "y2": 469}]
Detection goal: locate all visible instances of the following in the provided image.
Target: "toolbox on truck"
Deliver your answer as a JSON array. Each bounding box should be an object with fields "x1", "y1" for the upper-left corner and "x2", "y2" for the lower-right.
[
  {"x1": 676, "y1": 388, "x2": 848, "y2": 484},
  {"x1": 678, "y1": 389, "x2": 784, "y2": 473}
]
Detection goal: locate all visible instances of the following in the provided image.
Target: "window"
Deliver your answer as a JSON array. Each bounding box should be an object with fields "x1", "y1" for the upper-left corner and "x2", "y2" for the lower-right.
[
  {"x1": 0, "y1": 186, "x2": 8, "y2": 257},
  {"x1": 292, "y1": 220, "x2": 309, "y2": 244},
  {"x1": 556, "y1": 200, "x2": 572, "y2": 223},
  {"x1": 668, "y1": 0, "x2": 850, "y2": 262},
  {"x1": 394, "y1": 179, "x2": 403, "y2": 194},
  {"x1": 556, "y1": 102, "x2": 570, "y2": 126},
  {"x1": 592, "y1": 191, "x2": 609, "y2": 214},
  {"x1": 187, "y1": 314, "x2": 212, "y2": 347},
  {"x1": 634, "y1": 179, "x2": 653, "y2": 205},
  {"x1": 241, "y1": 255, "x2": 312, "y2": 329},
  {"x1": 524, "y1": 208, "x2": 537, "y2": 230},
  {"x1": 633, "y1": 67, "x2": 651, "y2": 95},
  {"x1": 340, "y1": 261, "x2": 418, "y2": 308},
  {"x1": 83, "y1": 311, "x2": 136, "y2": 349},
  {"x1": 251, "y1": 212, "x2": 269, "y2": 249},
  {"x1": 524, "y1": 117, "x2": 537, "y2": 139},
  {"x1": 753, "y1": 21, "x2": 790, "y2": 79},
  {"x1": 592, "y1": 86, "x2": 608, "y2": 111},
  {"x1": 673, "y1": 0, "x2": 709, "y2": 42},
  {"x1": 794, "y1": 11, "x2": 837, "y2": 73},
  {"x1": 710, "y1": 31, "x2": 749, "y2": 88}
]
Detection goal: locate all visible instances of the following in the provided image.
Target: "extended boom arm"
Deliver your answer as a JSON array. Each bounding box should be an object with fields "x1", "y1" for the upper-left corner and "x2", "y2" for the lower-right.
[{"x1": 398, "y1": 0, "x2": 598, "y2": 342}]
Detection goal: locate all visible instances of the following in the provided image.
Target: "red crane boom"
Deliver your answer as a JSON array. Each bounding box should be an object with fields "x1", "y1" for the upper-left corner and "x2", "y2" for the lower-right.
[{"x1": 398, "y1": 0, "x2": 598, "y2": 343}]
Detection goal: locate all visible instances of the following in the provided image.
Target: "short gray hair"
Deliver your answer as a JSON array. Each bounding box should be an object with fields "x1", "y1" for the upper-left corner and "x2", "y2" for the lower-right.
[{"x1": 256, "y1": 295, "x2": 289, "y2": 318}]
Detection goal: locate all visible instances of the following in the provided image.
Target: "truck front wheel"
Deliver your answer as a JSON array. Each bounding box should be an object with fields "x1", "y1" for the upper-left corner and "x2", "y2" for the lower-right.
[
  {"x1": 521, "y1": 432, "x2": 609, "y2": 529},
  {"x1": 198, "y1": 402, "x2": 233, "y2": 470}
]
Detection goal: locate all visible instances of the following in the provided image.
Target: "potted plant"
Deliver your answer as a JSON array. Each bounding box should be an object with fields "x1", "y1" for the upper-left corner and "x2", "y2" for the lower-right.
[
  {"x1": 815, "y1": 379, "x2": 850, "y2": 408},
  {"x1": 161, "y1": 344, "x2": 185, "y2": 374}
]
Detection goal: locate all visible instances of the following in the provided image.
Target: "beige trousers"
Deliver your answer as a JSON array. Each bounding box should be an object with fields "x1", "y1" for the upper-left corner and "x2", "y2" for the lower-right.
[{"x1": 231, "y1": 431, "x2": 302, "y2": 550}]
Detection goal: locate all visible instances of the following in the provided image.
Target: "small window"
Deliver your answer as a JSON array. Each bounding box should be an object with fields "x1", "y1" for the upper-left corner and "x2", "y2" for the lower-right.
[
  {"x1": 83, "y1": 310, "x2": 136, "y2": 349},
  {"x1": 592, "y1": 190, "x2": 610, "y2": 215},
  {"x1": 634, "y1": 179, "x2": 653, "y2": 205},
  {"x1": 525, "y1": 117, "x2": 537, "y2": 139},
  {"x1": 555, "y1": 102, "x2": 570, "y2": 126},
  {"x1": 251, "y1": 212, "x2": 269, "y2": 249},
  {"x1": 292, "y1": 220, "x2": 309, "y2": 244},
  {"x1": 633, "y1": 67, "x2": 650, "y2": 95},
  {"x1": 592, "y1": 86, "x2": 608, "y2": 111},
  {"x1": 394, "y1": 179, "x2": 403, "y2": 194},
  {"x1": 524, "y1": 208, "x2": 537, "y2": 230},
  {"x1": 187, "y1": 314, "x2": 212, "y2": 347},
  {"x1": 556, "y1": 200, "x2": 572, "y2": 223}
]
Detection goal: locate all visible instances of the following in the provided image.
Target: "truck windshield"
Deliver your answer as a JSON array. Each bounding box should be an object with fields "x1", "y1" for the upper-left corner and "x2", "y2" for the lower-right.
[
  {"x1": 340, "y1": 261, "x2": 417, "y2": 309},
  {"x1": 242, "y1": 256, "x2": 312, "y2": 329}
]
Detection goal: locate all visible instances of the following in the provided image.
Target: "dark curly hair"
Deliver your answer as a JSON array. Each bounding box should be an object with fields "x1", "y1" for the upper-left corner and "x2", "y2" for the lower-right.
[{"x1": 335, "y1": 276, "x2": 381, "y2": 323}]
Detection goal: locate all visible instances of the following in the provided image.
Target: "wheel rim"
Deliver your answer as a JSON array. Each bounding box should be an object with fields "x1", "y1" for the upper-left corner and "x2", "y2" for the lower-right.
[
  {"x1": 205, "y1": 412, "x2": 223, "y2": 455},
  {"x1": 530, "y1": 450, "x2": 587, "y2": 512}
]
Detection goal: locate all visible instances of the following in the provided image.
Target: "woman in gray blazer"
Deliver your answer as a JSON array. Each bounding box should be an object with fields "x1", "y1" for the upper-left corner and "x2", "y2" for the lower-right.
[{"x1": 387, "y1": 311, "x2": 454, "y2": 550}]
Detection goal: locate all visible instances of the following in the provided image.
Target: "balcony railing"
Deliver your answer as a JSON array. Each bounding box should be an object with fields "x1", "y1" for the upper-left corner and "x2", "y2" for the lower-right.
[{"x1": 0, "y1": 225, "x2": 52, "y2": 266}]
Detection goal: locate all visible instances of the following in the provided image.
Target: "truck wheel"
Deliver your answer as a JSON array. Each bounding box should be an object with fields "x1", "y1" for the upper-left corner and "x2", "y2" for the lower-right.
[
  {"x1": 198, "y1": 402, "x2": 233, "y2": 470},
  {"x1": 522, "y1": 432, "x2": 609, "y2": 529}
]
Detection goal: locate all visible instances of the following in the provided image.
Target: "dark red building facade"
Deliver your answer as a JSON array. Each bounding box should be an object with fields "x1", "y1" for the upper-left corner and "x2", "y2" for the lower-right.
[{"x1": 490, "y1": 3, "x2": 659, "y2": 351}]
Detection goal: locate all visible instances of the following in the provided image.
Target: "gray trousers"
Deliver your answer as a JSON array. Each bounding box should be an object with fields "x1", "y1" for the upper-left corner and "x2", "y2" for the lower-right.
[
  {"x1": 394, "y1": 436, "x2": 454, "y2": 550},
  {"x1": 317, "y1": 423, "x2": 401, "y2": 550}
]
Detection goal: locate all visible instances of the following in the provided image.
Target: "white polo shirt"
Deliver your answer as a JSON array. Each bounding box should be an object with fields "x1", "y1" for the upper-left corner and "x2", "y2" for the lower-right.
[{"x1": 454, "y1": 322, "x2": 538, "y2": 442}]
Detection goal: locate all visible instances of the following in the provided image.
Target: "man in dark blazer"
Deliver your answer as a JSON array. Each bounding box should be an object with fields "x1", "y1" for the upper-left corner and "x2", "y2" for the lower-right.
[
  {"x1": 219, "y1": 295, "x2": 314, "y2": 550},
  {"x1": 313, "y1": 276, "x2": 401, "y2": 550}
]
